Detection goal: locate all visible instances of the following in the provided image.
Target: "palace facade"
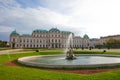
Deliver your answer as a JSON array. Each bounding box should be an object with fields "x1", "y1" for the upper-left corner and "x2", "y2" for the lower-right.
[{"x1": 10, "y1": 28, "x2": 90, "y2": 48}]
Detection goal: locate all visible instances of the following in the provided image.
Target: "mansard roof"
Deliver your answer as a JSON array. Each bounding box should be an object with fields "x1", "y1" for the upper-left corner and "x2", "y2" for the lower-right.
[
  {"x1": 61, "y1": 31, "x2": 72, "y2": 34},
  {"x1": 49, "y1": 28, "x2": 60, "y2": 32},
  {"x1": 22, "y1": 34, "x2": 31, "y2": 37},
  {"x1": 32, "y1": 28, "x2": 72, "y2": 34},
  {"x1": 33, "y1": 29, "x2": 48, "y2": 33},
  {"x1": 10, "y1": 28, "x2": 80, "y2": 37}
]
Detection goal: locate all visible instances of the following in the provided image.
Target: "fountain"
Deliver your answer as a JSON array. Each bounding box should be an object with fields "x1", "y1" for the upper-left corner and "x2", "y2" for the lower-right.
[
  {"x1": 65, "y1": 33, "x2": 76, "y2": 60},
  {"x1": 66, "y1": 48, "x2": 76, "y2": 60},
  {"x1": 18, "y1": 34, "x2": 120, "y2": 68}
]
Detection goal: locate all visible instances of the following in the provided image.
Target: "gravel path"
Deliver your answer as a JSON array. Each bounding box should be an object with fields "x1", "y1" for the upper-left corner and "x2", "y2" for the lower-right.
[
  {"x1": 78, "y1": 49, "x2": 120, "y2": 52},
  {"x1": 0, "y1": 49, "x2": 23, "y2": 55}
]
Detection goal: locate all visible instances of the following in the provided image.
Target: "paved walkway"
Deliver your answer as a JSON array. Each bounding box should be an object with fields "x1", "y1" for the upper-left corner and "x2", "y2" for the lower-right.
[
  {"x1": 78, "y1": 49, "x2": 120, "y2": 52},
  {"x1": 94, "y1": 49, "x2": 120, "y2": 52},
  {"x1": 0, "y1": 49, "x2": 23, "y2": 55}
]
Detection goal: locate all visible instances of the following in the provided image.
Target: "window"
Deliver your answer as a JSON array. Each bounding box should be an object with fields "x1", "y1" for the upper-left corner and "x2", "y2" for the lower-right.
[
  {"x1": 59, "y1": 40, "x2": 60, "y2": 42},
  {"x1": 55, "y1": 39, "x2": 57, "y2": 42},
  {"x1": 23, "y1": 44, "x2": 25, "y2": 47},
  {"x1": 13, "y1": 38, "x2": 15, "y2": 42},
  {"x1": 52, "y1": 39, "x2": 54, "y2": 42},
  {"x1": 30, "y1": 45, "x2": 32, "y2": 47}
]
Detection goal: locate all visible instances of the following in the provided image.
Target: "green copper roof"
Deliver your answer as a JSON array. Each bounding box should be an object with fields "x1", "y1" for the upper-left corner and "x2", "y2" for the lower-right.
[
  {"x1": 49, "y1": 28, "x2": 60, "y2": 32},
  {"x1": 83, "y1": 34, "x2": 89, "y2": 39},
  {"x1": 33, "y1": 28, "x2": 72, "y2": 34},
  {"x1": 33, "y1": 29, "x2": 48, "y2": 33},
  {"x1": 22, "y1": 34, "x2": 31, "y2": 37},
  {"x1": 10, "y1": 30, "x2": 19, "y2": 35},
  {"x1": 61, "y1": 31, "x2": 71, "y2": 34}
]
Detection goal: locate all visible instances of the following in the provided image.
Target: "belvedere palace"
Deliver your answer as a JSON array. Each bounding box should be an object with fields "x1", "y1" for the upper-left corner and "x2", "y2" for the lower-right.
[{"x1": 10, "y1": 28, "x2": 90, "y2": 48}]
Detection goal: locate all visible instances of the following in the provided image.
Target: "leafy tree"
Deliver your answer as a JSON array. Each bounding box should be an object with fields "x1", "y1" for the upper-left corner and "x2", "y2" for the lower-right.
[
  {"x1": 106, "y1": 38, "x2": 120, "y2": 48},
  {"x1": 0, "y1": 40, "x2": 7, "y2": 47}
]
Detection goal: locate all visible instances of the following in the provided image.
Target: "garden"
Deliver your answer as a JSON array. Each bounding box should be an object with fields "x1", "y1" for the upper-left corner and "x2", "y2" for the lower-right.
[{"x1": 0, "y1": 49, "x2": 120, "y2": 80}]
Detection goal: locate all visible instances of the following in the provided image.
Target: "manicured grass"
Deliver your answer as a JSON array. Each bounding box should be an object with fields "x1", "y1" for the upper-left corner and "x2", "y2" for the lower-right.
[{"x1": 0, "y1": 50, "x2": 120, "y2": 80}]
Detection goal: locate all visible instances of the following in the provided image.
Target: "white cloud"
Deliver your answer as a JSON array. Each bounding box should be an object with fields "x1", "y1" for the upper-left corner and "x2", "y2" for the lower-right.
[
  {"x1": 0, "y1": 0, "x2": 84, "y2": 35},
  {"x1": 0, "y1": 0, "x2": 120, "y2": 40}
]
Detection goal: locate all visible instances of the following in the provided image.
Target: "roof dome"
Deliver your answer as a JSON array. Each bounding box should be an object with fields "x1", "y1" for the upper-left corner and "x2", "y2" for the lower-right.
[
  {"x1": 10, "y1": 30, "x2": 19, "y2": 36},
  {"x1": 33, "y1": 29, "x2": 48, "y2": 33},
  {"x1": 49, "y1": 28, "x2": 60, "y2": 32},
  {"x1": 83, "y1": 34, "x2": 89, "y2": 39}
]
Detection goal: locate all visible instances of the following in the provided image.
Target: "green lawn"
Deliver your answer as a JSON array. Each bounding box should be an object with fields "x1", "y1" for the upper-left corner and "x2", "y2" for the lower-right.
[{"x1": 0, "y1": 49, "x2": 120, "y2": 80}]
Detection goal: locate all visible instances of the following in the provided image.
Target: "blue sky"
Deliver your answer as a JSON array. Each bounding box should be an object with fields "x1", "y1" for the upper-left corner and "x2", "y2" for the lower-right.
[
  {"x1": 16, "y1": 0, "x2": 45, "y2": 8},
  {"x1": 0, "y1": 0, "x2": 120, "y2": 41}
]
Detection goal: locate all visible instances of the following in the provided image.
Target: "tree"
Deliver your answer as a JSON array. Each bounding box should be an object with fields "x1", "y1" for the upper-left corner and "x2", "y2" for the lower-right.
[
  {"x1": 0, "y1": 40, "x2": 7, "y2": 47},
  {"x1": 106, "y1": 38, "x2": 120, "y2": 48}
]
